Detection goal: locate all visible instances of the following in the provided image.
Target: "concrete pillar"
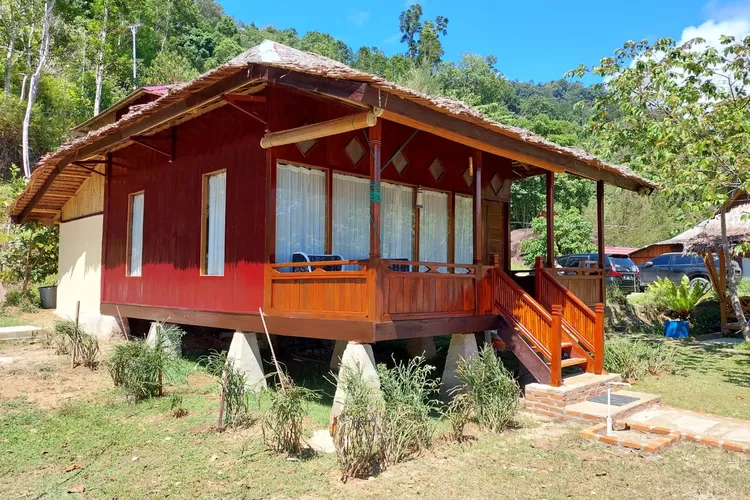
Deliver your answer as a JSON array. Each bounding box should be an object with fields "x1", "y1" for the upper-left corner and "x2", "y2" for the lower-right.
[
  {"x1": 440, "y1": 333, "x2": 479, "y2": 398},
  {"x1": 146, "y1": 322, "x2": 182, "y2": 357},
  {"x1": 406, "y1": 337, "x2": 437, "y2": 360},
  {"x1": 329, "y1": 339, "x2": 347, "y2": 373},
  {"x1": 226, "y1": 331, "x2": 267, "y2": 393},
  {"x1": 331, "y1": 342, "x2": 381, "y2": 423}
]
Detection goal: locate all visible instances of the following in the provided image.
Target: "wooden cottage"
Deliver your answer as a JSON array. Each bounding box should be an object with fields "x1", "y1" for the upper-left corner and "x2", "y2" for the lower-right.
[{"x1": 11, "y1": 41, "x2": 656, "y2": 386}]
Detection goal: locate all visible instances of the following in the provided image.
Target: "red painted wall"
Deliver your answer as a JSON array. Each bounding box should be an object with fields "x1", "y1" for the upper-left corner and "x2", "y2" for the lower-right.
[
  {"x1": 103, "y1": 103, "x2": 267, "y2": 313},
  {"x1": 102, "y1": 84, "x2": 517, "y2": 314}
]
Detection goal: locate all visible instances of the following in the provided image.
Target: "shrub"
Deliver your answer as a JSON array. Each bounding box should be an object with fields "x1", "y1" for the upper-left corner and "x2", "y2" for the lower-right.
[
  {"x1": 262, "y1": 370, "x2": 319, "y2": 456},
  {"x1": 604, "y1": 336, "x2": 679, "y2": 380},
  {"x1": 199, "y1": 350, "x2": 254, "y2": 428},
  {"x1": 170, "y1": 394, "x2": 188, "y2": 418},
  {"x1": 607, "y1": 284, "x2": 627, "y2": 306},
  {"x1": 331, "y1": 363, "x2": 384, "y2": 482},
  {"x1": 377, "y1": 356, "x2": 440, "y2": 465},
  {"x1": 455, "y1": 345, "x2": 520, "y2": 433},
  {"x1": 442, "y1": 391, "x2": 473, "y2": 442},
  {"x1": 4, "y1": 287, "x2": 39, "y2": 309},
  {"x1": 644, "y1": 276, "x2": 709, "y2": 320},
  {"x1": 107, "y1": 340, "x2": 163, "y2": 401},
  {"x1": 691, "y1": 302, "x2": 722, "y2": 336}
]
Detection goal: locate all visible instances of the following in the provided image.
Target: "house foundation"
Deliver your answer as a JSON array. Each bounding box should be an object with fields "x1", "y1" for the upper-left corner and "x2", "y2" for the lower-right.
[
  {"x1": 146, "y1": 322, "x2": 182, "y2": 357},
  {"x1": 331, "y1": 342, "x2": 381, "y2": 423},
  {"x1": 226, "y1": 331, "x2": 267, "y2": 392},
  {"x1": 440, "y1": 333, "x2": 478, "y2": 398}
]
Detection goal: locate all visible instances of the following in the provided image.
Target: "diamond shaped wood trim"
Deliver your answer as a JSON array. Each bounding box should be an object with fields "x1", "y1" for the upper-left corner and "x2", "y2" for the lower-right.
[
  {"x1": 463, "y1": 167, "x2": 473, "y2": 187},
  {"x1": 491, "y1": 173, "x2": 504, "y2": 194},
  {"x1": 296, "y1": 139, "x2": 317, "y2": 156},
  {"x1": 429, "y1": 158, "x2": 445, "y2": 182},
  {"x1": 393, "y1": 151, "x2": 409, "y2": 175},
  {"x1": 345, "y1": 137, "x2": 365, "y2": 165}
]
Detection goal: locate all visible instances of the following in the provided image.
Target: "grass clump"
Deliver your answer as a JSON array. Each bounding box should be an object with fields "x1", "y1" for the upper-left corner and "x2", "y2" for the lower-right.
[
  {"x1": 442, "y1": 391, "x2": 473, "y2": 442},
  {"x1": 455, "y1": 345, "x2": 520, "y2": 433},
  {"x1": 604, "y1": 336, "x2": 679, "y2": 380},
  {"x1": 331, "y1": 363, "x2": 384, "y2": 482},
  {"x1": 106, "y1": 322, "x2": 185, "y2": 402},
  {"x1": 51, "y1": 320, "x2": 99, "y2": 369},
  {"x1": 170, "y1": 394, "x2": 188, "y2": 418},
  {"x1": 262, "y1": 370, "x2": 319, "y2": 456},
  {"x1": 200, "y1": 350, "x2": 255, "y2": 428},
  {"x1": 377, "y1": 356, "x2": 439, "y2": 466}
]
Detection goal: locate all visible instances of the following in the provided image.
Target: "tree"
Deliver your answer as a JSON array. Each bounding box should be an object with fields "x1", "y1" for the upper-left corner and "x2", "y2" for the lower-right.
[
  {"x1": 398, "y1": 4, "x2": 448, "y2": 66},
  {"x1": 22, "y1": 0, "x2": 55, "y2": 179},
  {"x1": 569, "y1": 35, "x2": 750, "y2": 342},
  {"x1": 510, "y1": 175, "x2": 592, "y2": 229},
  {"x1": 519, "y1": 208, "x2": 597, "y2": 266}
]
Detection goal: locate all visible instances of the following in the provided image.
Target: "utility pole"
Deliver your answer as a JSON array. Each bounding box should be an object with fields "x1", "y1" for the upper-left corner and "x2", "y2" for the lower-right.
[{"x1": 127, "y1": 23, "x2": 141, "y2": 89}]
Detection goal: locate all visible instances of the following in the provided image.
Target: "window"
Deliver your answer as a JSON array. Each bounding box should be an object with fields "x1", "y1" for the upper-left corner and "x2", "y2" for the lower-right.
[
  {"x1": 333, "y1": 173, "x2": 369, "y2": 263},
  {"x1": 454, "y1": 195, "x2": 473, "y2": 268},
  {"x1": 275, "y1": 163, "x2": 326, "y2": 263},
  {"x1": 381, "y1": 182, "x2": 414, "y2": 260},
  {"x1": 127, "y1": 192, "x2": 144, "y2": 277},
  {"x1": 419, "y1": 189, "x2": 448, "y2": 268},
  {"x1": 671, "y1": 255, "x2": 696, "y2": 266},
  {"x1": 651, "y1": 254, "x2": 672, "y2": 265},
  {"x1": 202, "y1": 171, "x2": 226, "y2": 276}
]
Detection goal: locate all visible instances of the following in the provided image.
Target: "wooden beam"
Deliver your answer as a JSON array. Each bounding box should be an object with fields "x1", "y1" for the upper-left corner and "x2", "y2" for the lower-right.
[
  {"x1": 473, "y1": 150, "x2": 483, "y2": 266},
  {"x1": 597, "y1": 180, "x2": 605, "y2": 304},
  {"x1": 260, "y1": 109, "x2": 381, "y2": 149},
  {"x1": 546, "y1": 171, "x2": 555, "y2": 269},
  {"x1": 369, "y1": 121, "x2": 382, "y2": 259},
  {"x1": 223, "y1": 94, "x2": 266, "y2": 103},
  {"x1": 222, "y1": 94, "x2": 267, "y2": 125},
  {"x1": 131, "y1": 136, "x2": 173, "y2": 160},
  {"x1": 503, "y1": 198, "x2": 511, "y2": 272},
  {"x1": 256, "y1": 66, "x2": 649, "y2": 191}
]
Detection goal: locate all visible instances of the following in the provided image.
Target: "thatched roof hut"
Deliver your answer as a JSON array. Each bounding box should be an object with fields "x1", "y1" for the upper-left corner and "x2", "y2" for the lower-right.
[{"x1": 683, "y1": 200, "x2": 750, "y2": 254}]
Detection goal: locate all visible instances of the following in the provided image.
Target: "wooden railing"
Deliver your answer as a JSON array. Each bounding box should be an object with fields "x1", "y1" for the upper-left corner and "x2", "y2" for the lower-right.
[
  {"x1": 492, "y1": 268, "x2": 563, "y2": 384},
  {"x1": 535, "y1": 258, "x2": 604, "y2": 373},
  {"x1": 266, "y1": 260, "x2": 371, "y2": 318},
  {"x1": 381, "y1": 261, "x2": 480, "y2": 320},
  {"x1": 550, "y1": 265, "x2": 605, "y2": 308}
]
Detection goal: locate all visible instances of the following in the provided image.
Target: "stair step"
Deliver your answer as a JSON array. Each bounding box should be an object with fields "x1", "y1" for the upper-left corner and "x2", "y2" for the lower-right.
[
  {"x1": 528, "y1": 341, "x2": 573, "y2": 353},
  {"x1": 561, "y1": 357, "x2": 587, "y2": 368}
]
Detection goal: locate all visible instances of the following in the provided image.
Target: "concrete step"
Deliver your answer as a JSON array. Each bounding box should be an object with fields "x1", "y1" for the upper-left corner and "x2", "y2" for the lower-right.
[
  {"x1": 0, "y1": 326, "x2": 43, "y2": 341},
  {"x1": 564, "y1": 390, "x2": 662, "y2": 425}
]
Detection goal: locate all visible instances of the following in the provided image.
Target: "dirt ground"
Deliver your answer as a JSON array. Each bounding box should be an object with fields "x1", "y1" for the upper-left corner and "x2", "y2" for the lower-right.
[{"x1": 0, "y1": 339, "x2": 115, "y2": 409}]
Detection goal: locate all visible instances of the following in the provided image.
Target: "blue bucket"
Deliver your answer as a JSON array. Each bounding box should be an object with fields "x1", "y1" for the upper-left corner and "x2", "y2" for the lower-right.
[{"x1": 664, "y1": 320, "x2": 689, "y2": 339}]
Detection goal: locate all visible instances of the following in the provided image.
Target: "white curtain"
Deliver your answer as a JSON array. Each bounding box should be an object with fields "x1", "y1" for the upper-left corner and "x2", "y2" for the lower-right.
[
  {"x1": 129, "y1": 193, "x2": 144, "y2": 277},
  {"x1": 275, "y1": 163, "x2": 326, "y2": 263},
  {"x1": 381, "y1": 182, "x2": 414, "y2": 261},
  {"x1": 206, "y1": 171, "x2": 226, "y2": 275},
  {"x1": 419, "y1": 189, "x2": 448, "y2": 271},
  {"x1": 454, "y1": 195, "x2": 473, "y2": 272},
  {"x1": 333, "y1": 173, "x2": 370, "y2": 266}
]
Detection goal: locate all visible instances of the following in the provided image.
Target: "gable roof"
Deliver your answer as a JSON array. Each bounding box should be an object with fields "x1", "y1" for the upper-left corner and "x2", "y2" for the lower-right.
[{"x1": 11, "y1": 40, "x2": 657, "y2": 224}]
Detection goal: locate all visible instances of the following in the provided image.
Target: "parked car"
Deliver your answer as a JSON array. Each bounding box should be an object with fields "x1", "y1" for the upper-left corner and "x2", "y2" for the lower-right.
[
  {"x1": 639, "y1": 252, "x2": 741, "y2": 290},
  {"x1": 555, "y1": 253, "x2": 640, "y2": 293}
]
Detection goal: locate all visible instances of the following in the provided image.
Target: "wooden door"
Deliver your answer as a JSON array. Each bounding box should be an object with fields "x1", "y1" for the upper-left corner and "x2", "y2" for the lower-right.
[{"x1": 483, "y1": 200, "x2": 505, "y2": 267}]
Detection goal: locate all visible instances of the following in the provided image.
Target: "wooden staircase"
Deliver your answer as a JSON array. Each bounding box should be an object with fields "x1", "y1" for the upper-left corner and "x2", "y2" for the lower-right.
[{"x1": 490, "y1": 262, "x2": 605, "y2": 386}]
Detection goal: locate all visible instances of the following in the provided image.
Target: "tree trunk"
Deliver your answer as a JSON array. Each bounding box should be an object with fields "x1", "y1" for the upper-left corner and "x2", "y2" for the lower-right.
[
  {"x1": 93, "y1": 4, "x2": 108, "y2": 116},
  {"x1": 22, "y1": 0, "x2": 55, "y2": 179},
  {"x1": 19, "y1": 25, "x2": 34, "y2": 102},
  {"x1": 720, "y1": 208, "x2": 750, "y2": 343},
  {"x1": 4, "y1": 35, "x2": 15, "y2": 96}
]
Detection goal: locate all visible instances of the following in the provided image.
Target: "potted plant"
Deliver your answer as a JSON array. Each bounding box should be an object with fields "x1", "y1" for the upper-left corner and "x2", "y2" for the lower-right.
[{"x1": 648, "y1": 276, "x2": 710, "y2": 338}]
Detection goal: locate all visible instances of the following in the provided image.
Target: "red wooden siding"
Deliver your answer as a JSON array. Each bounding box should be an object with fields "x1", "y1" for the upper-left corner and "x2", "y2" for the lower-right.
[{"x1": 103, "y1": 103, "x2": 267, "y2": 313}]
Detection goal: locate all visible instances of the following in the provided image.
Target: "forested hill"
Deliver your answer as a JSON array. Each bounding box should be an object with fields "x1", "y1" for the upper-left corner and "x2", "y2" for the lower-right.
[{"x1": 1, "y1": 0, "x2": 614, "y2": 231}]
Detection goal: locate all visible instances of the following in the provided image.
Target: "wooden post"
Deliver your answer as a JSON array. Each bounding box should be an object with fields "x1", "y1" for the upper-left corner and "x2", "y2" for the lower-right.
[
  {"x1": 473, "y1": 150, "x2": 483, "y2": 266},
  {"x1": 594, "y1": 303, "x2": 605, "y2": 374},
  {"x1": 597, "y1": 180, "x2": 606, "y2": 305},
  {"x1": 550, "y1": 305, "x2": 562, "y2": 387},
  {"x1": 72, "y1": 300, "x2": 80, "y2": 368},
  {"x1": 368, "y1": 120, "x2": 383, "y2": 322},
  {"x1": 545, "y1": 171, "x2": 554, "y2": 269},
  {"x1": 503, "y1": 198, "x2": 511, "y2": 272},
  {"x1": 535, "y1": 256, "x2": 543, "y2": 302}
]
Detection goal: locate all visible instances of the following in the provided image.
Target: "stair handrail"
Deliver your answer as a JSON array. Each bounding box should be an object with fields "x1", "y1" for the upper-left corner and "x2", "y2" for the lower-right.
[
  {"x1": 535, "y1": 257, "x2": 605, "y2": 373},
  {"x1": 492, "y1": 267, "x2": 555, "y2": 360}
]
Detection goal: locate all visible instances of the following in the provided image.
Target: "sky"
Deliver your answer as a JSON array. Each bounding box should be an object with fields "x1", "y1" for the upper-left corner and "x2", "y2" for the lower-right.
[{"x1": 219, "y1": 0, "x2": 750, "y2": 84}]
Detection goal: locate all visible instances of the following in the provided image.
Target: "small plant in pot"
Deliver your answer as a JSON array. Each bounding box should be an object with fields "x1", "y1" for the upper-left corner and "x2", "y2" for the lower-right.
[{"x1": 646, "y1": 276, "x2": 710, "y2": 338}]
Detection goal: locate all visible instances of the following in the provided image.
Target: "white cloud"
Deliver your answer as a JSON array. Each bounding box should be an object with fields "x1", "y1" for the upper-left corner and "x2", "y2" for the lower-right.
[
  {"x1": 679, "y1": 1, "x2": 750, "y2": 47},
  {"x1": 347, "y1": 10, "x2": 370, "y2": 27}
]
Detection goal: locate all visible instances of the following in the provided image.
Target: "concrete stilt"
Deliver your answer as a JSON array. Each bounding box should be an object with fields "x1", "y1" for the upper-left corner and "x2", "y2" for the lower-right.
[
  {"x1": 329, "y1": 339, "x2": 348, "y2": 373},
  {"x1": 226, "y1": 331, "x2": 267, "y2": 392},
  {"x1": 406, "y1": 337, "x2": 437, "y2": 360},
  {"x1": 146, "y1": 322, "x2": 182, "y2": 357},
  {"x1": 331, "y1": 342, "x2": 381, "y2": 423},
  {"x1": 440, "y1": 333, "x2": 479, "y2": 398}
]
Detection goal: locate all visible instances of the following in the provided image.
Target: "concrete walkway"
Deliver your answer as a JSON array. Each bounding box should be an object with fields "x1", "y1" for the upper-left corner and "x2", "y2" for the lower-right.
[
  {"x1": 0, "y1": 326, "x2": 43, "y2": 341},
  {"x1": 625, "y1": 406, "x2": 750, "y2": 453}
]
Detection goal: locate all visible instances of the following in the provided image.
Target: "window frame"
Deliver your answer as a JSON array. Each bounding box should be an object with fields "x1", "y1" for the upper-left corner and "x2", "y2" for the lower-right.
[
  {"x1": 126, "y1": 190, "x2": 145, "y2": 278},
  {"x1": 200, "y1": 169, "x2": 227, "y2": 276}
]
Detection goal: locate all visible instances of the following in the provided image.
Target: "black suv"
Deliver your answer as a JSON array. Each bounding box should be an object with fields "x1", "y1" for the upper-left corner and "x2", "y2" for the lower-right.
[
  {"x1": 639, "y1": 252, "x2": 741, "y2": 290},
  {"x1": 556, "y1": 253, "x2": 640, "y2": 293}
]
